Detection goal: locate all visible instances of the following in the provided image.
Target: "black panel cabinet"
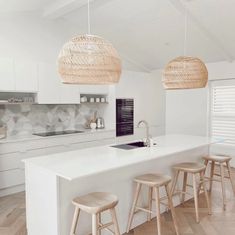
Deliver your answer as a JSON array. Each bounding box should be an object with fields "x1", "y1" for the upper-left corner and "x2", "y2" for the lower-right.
[{"x1": 116, "y1": 99, "x2": 134, "y2": 137}]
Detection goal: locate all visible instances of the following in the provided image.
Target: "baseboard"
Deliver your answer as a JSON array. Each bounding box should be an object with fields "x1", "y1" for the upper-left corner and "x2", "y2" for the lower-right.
[{"x1": 0, "y1": 184, "x2": 25, "y2": 197}]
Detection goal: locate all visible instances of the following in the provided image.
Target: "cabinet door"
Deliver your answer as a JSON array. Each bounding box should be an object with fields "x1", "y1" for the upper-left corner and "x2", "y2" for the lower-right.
[
  {"x1": 60, "y1": 83, "x2": 80, "y2": 104},
  {"x1": 0, "y1": 169, "x2": 25, "y2": 189},
  {"x1": 37, "y1": 62, "x2": 60, "y2": 104},
  {"x1": 79, "y1": 85, "x2": 109, "y2": 94},
  {"x1": 15, "y1": 59, "x2": 38, "y2": 92},
  {"x1": 0, "y1": 58, "x2": 15, "y2": 91}
]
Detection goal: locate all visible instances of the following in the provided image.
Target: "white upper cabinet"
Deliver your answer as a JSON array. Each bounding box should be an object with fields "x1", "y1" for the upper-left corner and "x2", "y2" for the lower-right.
[
  {"x1": 0, "y1": 58, "x2": 38, "y2": 92},
  {"x1": 15, "y1": 60, "x2": 38, "y2": 92},
  {"x1": 37, "y1": 62, "x2": 81, "y2": 104},
  {"x1": 79, "y1": 85, "x2": 109, "y2": 95},
  {"x1": 37, "y1": 62, "x2": 61, "y2": 104},
  {"x1": 0, "y1": 57, "x2": 109, "y2": 104},
  {"x1": 0, "y1": 58, "x2": 15, "y2": 91},
  {"x1": 60, "y1": 83, "x2": 80, "y2": 104}
]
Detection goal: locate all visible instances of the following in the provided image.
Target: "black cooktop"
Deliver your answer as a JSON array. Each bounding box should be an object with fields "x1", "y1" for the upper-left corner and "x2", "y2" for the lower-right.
[{"x1": 33, "y1": 130, "x2": 84, "y2": 137}]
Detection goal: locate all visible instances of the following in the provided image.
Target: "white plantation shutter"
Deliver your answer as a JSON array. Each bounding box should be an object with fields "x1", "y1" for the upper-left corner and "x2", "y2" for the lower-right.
[{"x1": 211, "y1": 80, "x2": 235, "y2": 146}]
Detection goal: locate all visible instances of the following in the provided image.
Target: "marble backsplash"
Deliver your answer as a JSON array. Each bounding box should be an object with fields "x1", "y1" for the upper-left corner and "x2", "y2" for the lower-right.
[{"x1": 0, "y1": 104, "x2": 102, "y2": 137}]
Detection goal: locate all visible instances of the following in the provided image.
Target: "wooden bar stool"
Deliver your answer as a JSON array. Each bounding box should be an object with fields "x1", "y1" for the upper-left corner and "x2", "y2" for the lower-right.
[
  {"x1": 202, "y1": 155, "x2": 235, "y2": 210},
  {"x1": 70, "y1": 192, "x2": 120, "y2": 235},
  {"x1": 126, "y1": 174, "x2": 179, "y2": 235},
  {"x1": 171, "y1": 162, "x2": 211, "y2": 223}
]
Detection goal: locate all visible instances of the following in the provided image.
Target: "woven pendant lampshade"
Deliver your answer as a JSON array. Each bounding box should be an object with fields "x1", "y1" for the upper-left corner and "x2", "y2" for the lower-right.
[
  {"x1": 162, "y1": 5, "x2": 208, "y2": 90},
  {"x1": 58, "y1": 34, "x2": 122, "y2": 85},
  {"x1": 162, "y1": 56, "x2": 208, "y2": 89}
]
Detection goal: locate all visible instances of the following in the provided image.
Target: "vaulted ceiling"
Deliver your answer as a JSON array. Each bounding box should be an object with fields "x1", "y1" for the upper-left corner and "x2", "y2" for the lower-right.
[{"x1": 0, "y1": 0, "x2": 234, "y2": 72}]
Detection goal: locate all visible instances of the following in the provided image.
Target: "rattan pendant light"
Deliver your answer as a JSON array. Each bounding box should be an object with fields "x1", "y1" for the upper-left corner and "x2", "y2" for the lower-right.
[
  {"x1": 162, "y1": 6, "x2": 208, "y2": 89},
  {"x1": 58, "y1": 0, "x2": 122, "y2": 85}
]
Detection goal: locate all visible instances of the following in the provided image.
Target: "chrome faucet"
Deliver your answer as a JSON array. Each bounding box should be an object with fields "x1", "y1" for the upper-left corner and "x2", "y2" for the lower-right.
[{"x1": 137, "y1": 120, "x2": 151, "y2": 147}]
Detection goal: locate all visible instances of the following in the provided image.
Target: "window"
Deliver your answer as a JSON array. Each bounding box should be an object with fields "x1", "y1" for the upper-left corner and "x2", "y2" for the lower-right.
[{"x1": 210, "y1": 80, "x2": 235, "y2": 146}]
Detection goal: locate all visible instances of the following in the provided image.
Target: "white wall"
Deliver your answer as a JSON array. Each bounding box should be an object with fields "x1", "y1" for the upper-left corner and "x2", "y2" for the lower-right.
[
  {"x1": 166, "y1": 88, "x2": 208, "y2": 136},
  {"x1": 115, "y1": 70, "x2": 166, "y2": 141},
  {"x1": 165, "y1": 61, "x2": 235, "y2": 137},
  {"x1": 165, "y1": 61, "x2": 235, "y2": 166}
]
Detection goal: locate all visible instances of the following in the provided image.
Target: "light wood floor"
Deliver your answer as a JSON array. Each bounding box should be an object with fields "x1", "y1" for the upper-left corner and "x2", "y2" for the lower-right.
[
  {"x1": 0, "y1": 169, "x2": 235, "y2": 235},
  {"x1": 0, "y1": 192, "x2": 26, "y2": 235}
]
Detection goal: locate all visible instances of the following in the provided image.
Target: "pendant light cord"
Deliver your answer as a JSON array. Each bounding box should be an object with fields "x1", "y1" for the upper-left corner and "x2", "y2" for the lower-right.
[
  {"x1": 184, "y1": 6, "x2": 188, "y2": 56},
  {"x1": 87, "y1": 0, "x2": 91, "y2": 34}
]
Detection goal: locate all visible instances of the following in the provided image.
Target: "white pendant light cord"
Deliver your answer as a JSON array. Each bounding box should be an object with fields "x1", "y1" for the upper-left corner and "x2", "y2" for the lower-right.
[
  {"x1": 184, "y1": 6, "x2": 188, "y2": 56},
  {"x1": 87, "y1": 0, "x2": 91, "y2": 34}
]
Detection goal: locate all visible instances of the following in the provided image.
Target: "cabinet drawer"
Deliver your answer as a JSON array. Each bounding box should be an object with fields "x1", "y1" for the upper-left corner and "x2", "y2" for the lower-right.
[
  {"x1": 0, "y1": 152, "x2": 26, "y2": 171},
  {"x1": 0, "y1": 169, "x2": 25, "y2": 189}
]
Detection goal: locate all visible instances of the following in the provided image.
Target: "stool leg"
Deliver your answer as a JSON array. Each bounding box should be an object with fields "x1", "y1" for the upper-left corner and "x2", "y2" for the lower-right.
[
  {"x1": 97, "y1": 213, "x2": 101, "y2": 235},
  {"x1": 165, "y1": 184, "x2": 179, "y2": 235},
  {"x1": 192, "y1": 173, "x2": 200, "y2": 223},
  {"x1": 126, "y1": 183, "x2": 142, "y2": 233},
  {"x1": 204, "y1": 159, "x2": 209, "y2": 167},
  {"x1": 171, "y1": 170, "x2": 180, "y2": 197},
  {"x1": 181, "y1": 172, "x2": 188, "y2": 204},
  {"x1": 197, "y1": 165, "x2": 207, "y2": 197},
  {"x1": 209, "y1": 161, "x2": 215, "y2": 193},
  {"x1": 154, "y1": 186, "x2": 162, "y2": 235},
  {"x1": 110, "y1": 208, "x2": 121, "y2": 235},
  {"x1": 226, "y1": 161, "x2": 235, "y2": 196},
  {"x1": 92, "y1": 214, "x2": 98, "y2": 235},
  {"x1": 200, "y1": 171, "x2": 212, "y2": 215},
  {"x1": 70, "y1": 207, "x2": 80, "y2": 235},
  {"x1": 147, "y1": 187, "x2": 153, "y2": 221},
  {"x1": 197, "y1": 160, "x2": 209, "y2": 197},
  {"x1": 220, "y1": 163, "x2": 226, "y2": 210}
]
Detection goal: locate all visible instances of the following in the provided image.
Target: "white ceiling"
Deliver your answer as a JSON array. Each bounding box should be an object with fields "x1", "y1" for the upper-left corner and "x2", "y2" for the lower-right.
[
  {"x1": 0, "y1": 0, "x2": 52, "y2": 12},
  {"x1": 0, "y1": 0, "x2": 234, "y2": 71}
]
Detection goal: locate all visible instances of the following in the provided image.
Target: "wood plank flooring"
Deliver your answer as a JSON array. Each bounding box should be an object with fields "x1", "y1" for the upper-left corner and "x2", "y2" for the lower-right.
[
  {"x1": 0, "y1": 168, "x2": 235, "y2": 235},
  {"x1": 0, "y1": 192, "x2": 26, "y2": 235}
]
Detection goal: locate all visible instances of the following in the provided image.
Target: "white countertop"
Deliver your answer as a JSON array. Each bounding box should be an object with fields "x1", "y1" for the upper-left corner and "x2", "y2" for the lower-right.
[
  {"x1": 0, "y1": 128, "x2": 115, "y2": 144},
  {"x1": 23, "y1": 135, "x2": 221, "y2": 181}
]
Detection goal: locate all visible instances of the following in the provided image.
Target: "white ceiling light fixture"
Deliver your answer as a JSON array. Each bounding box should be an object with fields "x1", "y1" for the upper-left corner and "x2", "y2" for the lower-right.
[
  {"x1": 162, "y1": 3, "x2": 208, "y2": 90},
  {"x1": 58, "y1": 0, "x2": 122, "y2": 85}
]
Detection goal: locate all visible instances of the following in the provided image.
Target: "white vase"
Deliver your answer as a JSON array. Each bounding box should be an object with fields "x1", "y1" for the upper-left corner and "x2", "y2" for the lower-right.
[{"x1": 90, "y1": 122, "x2": 97, "y2": 130}]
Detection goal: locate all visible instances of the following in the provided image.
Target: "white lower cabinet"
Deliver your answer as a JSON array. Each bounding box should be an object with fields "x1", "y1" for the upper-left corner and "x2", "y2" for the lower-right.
[
  {"x1": 0, "y1": 169, "x2": 24, "y2": 189},
  {"x1": 0, "y1": 131, "x2": 115, "y2": 196},
  {"x1": 0, "y1": 152, "x2": 25, "y2": 171}
]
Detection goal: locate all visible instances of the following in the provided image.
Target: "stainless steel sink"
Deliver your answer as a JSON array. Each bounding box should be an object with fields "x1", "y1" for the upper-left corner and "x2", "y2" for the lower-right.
[
  {"x1": 127, "y1": 141, "x2": 146, "y2": 147},
  {"x1": 111, "y1": 141, "x2": 146, "y2": 150}
]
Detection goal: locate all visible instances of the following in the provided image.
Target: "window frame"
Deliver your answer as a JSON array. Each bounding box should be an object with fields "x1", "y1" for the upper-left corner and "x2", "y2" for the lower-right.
[{"x1": 209, "y1": 79, "x2": 235, "y2": 146}]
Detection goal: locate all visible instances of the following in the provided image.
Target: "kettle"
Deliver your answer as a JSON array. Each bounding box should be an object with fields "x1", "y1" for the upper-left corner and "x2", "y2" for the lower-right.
[{"x1": 96, "y1": 117, "x2": 105, "y2": 129}]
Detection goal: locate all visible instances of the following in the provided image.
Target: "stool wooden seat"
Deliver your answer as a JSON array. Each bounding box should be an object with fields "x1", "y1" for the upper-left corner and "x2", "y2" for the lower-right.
[
  {"x1": 171, "y1": 162, "x2": 211, "y2": 223},
  {"x1": 70, "y1": 192, "x2": 120, "y2": 235},
  {"x1": 202, "y1": 155, "x2": 235, "y2": 210},
  {"x1": 203, "y1": 155, "x2": 232, "y2": 163},
  {"x1": 127, "y1": 173, "x2": 179, "y2": 235},
  {"x1": 173, "y1": 162, "x2": 206, "y2": 173},
  {"x1": 134, "y1": 174, "x2": 171, "y2": 186}
]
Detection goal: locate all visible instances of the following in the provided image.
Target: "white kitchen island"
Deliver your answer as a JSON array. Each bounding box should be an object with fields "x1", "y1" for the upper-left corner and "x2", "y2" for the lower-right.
[{"x1": 23, "y1": 135, "x2": 219, "y2": 235}]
